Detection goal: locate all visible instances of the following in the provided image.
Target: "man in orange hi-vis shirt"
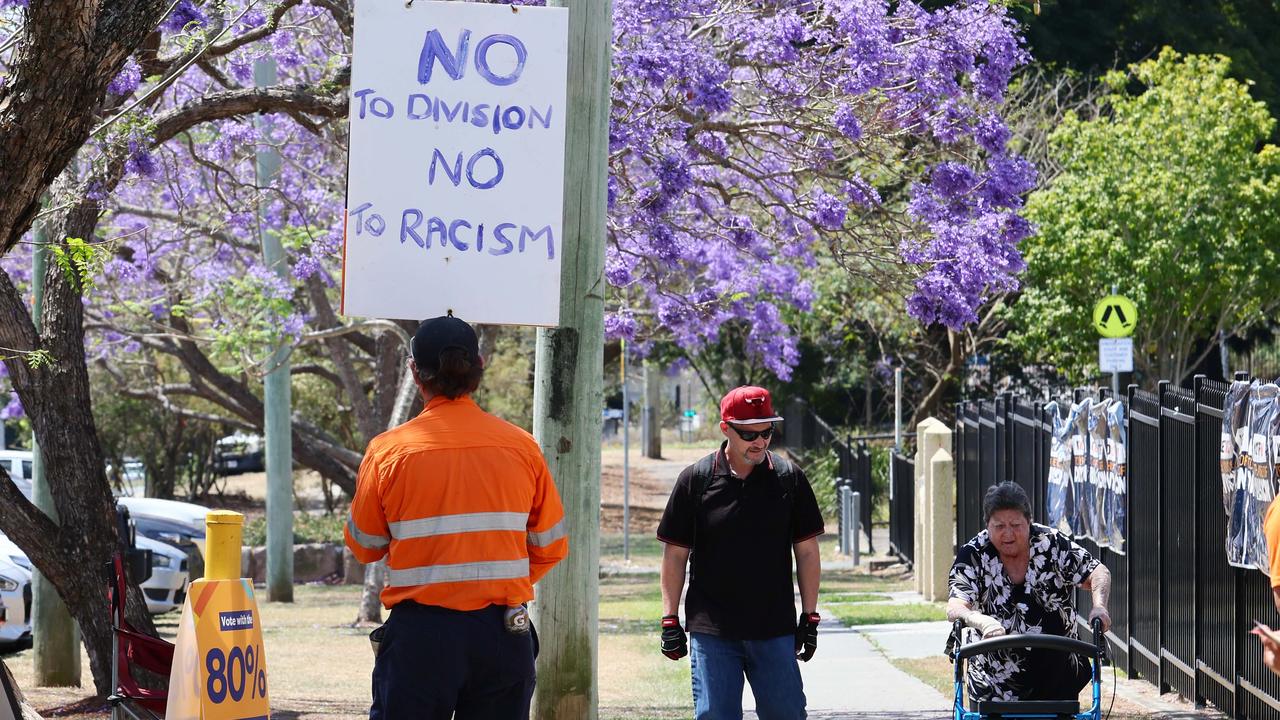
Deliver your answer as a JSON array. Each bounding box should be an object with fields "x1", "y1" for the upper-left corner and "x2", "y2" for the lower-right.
[{"x1": 345, "y1": 315, "x2": 568, "y2": 720}]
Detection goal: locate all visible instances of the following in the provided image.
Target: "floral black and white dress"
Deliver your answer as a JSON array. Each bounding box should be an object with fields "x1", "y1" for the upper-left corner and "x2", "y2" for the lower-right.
[{"x1": 948, "y1": 523, "x2": 1100, "y2": 702}]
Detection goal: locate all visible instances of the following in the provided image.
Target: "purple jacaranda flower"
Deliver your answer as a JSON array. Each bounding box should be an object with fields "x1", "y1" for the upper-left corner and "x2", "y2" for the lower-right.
[
  {"x1": 108, "y1": 57, "x2": 142, "y2": 96},
  {"x1": 162, "y1": 0, "x2": 207, "y2": 33}
]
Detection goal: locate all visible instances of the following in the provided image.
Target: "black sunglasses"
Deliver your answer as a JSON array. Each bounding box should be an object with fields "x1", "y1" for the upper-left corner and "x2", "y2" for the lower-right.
[{"x1": 729, "y1": 425, "x2": 775, "y2": 442}]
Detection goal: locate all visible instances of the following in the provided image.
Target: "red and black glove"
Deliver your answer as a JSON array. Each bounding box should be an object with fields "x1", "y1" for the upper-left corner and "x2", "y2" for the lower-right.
[
  {"x1": 661, "y1": 615, "x2": 688, "y2": 660},
  {"x1": 796, "y1": 612, "x2": 820, "y2": 661}
]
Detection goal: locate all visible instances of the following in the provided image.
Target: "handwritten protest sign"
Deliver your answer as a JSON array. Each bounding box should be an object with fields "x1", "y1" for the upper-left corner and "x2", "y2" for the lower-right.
[{"x1": 343, "y1": 1, "x2": 569, "y2": 325}]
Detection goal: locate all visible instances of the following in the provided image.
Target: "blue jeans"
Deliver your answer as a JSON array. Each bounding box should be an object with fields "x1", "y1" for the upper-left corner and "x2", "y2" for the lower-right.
[{"x1": 689, "y1": 632, "x2": 806, "y2": 720}]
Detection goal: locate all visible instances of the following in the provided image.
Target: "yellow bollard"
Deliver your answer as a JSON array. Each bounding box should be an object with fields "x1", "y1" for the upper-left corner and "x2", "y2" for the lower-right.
[{"x1": 204, "y1": 510, "x2": 244, "y2": 580}]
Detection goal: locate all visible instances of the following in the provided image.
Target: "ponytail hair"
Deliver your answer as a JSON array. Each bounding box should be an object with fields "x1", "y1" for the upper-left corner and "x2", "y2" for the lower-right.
[{"x1": 417, "y1": 347, "x2": 484, "y2": 399}]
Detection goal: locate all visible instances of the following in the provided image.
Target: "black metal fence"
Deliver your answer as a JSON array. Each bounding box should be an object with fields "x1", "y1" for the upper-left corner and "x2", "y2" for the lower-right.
[
  {"x1": 834, "y1": 440, "x2": 874, "y2": 554},
  {"x1": 888, "y1": 450, "x2": 915, "y2": 565},
  {"x1": 952, "y1": 377, "x2": 1280, "y2": 719},
  {"x1": 787, "y1": 404, "x2": 876, "y2": 554}
]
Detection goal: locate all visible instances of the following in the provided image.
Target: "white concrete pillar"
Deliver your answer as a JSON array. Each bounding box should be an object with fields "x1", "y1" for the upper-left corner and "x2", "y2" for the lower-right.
[
  {"x1": 913, "y1": 418, "x2": 946, "y2": 594},
  {"x1": 928, "y1": 447, "x2": 956, "y2": 601}
]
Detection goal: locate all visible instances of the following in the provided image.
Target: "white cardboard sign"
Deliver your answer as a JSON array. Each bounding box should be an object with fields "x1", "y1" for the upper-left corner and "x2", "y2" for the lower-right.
[{"x1": 342, "y1": 0, "x2": 569, "y2": 326}]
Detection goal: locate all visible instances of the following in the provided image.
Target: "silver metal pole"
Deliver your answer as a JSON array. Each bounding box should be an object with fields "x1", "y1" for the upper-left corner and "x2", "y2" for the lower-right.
[
  {"x1": 622, "y1": 342, "x2": 630, "y2": 561},
  {"x1": 851, "y1": 491, "x2": 862, "y2": 567},
  {"x1": 840, "y1": 485, "x2": 852, "y2": 555},
  {"x1": 894, "y1": 368, "x2": 903, "y2": 450},
  {"x1": 892, "y1": 368, "x2": 903, "y2": 502}
]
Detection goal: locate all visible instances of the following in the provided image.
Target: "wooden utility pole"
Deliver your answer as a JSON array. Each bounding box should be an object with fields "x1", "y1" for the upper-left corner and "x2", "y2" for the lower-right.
[
  {"x1": 644, "y1": 360, "x2": 662, "y2": 459},
  {"x1": 256, "y1": 56, "x2": 293, "y2": 602},
  {"x1": 531, "y1": 1, "x2": 611, "y2": 717},
  {"x1": 31, "y1": 216, "x2": 80, "y2": 686}
]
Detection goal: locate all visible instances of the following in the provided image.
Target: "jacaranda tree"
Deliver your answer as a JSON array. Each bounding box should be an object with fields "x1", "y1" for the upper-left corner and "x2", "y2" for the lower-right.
[{"x1": 0, "y1": 0, "x2": 1035, "y2": 695}]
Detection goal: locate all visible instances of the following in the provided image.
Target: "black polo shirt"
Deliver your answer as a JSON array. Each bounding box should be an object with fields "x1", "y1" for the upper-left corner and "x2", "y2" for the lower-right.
[{"x1": 656, "y1": 444, "x2": 825, "y2": 640}]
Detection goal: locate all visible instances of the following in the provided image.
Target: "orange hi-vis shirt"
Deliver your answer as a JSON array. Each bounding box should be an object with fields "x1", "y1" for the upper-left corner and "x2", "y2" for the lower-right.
[{"x1": 344, "y1": 394, "x2": 568, "y2": 611}]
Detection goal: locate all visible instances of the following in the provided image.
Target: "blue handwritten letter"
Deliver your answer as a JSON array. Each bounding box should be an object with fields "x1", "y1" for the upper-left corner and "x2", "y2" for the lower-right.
[{"x1": 419, "y1": 28, "x2": 471, "y2": 84}]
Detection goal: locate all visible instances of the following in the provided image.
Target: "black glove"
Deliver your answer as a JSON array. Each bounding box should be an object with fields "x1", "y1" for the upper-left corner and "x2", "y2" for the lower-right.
[
  {"x1": 661, "y1": 615, "x2": 688, "y2": 660},
  {"x1": 796, "y1": 612, "x2": 820, "y2": 661}
]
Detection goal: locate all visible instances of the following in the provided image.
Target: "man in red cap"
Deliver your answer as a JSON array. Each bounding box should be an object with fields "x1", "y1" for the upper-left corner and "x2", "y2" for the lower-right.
[{"x1": 656, "y1": 386, "x2": 824, "y2": 719}]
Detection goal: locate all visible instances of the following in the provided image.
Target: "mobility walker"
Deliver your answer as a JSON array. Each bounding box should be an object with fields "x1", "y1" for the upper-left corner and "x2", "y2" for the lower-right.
[{"x1": 951, "y1": 617, "x2": 1106, "y2": 720}]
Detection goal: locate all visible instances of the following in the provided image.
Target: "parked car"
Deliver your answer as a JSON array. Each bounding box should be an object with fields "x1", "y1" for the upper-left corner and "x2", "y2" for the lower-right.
[
  {"x1": 0, "y1": 449, "x2": 33, "y2": 498},
  {"x1": 134, "y1": 535, "x2": 190, "y2": 614},
  {"x1": 0, "y1": 533, "x2": 28, "y2": 572},
  {"x1": 0, "y1": 554, "x2": 31, "y2": 648},
  {"x1": 117, "y1": 496, "x2": 209, "y2": 579},
  {"x1": 1, "y1": 529, "x2": 188, "y2": 616},
  {"x1": 213, "y1": 432, "x2": 264, "y2": 475}
]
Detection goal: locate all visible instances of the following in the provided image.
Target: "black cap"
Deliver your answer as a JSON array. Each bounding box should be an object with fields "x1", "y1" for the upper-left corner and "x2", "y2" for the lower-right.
[{"x1": 411, "y1": 316, "x2": 481, "y2": 374}]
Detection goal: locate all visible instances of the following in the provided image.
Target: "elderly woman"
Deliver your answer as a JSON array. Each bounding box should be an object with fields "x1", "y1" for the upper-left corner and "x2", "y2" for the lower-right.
[{"x1": 947, "y1": 482, "x2": 1112, "y2": 703}]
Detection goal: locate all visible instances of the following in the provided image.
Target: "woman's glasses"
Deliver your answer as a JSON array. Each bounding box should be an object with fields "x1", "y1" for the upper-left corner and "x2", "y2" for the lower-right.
[{"x1": 729, "y1": 425, "x2": 775, "y2": 442}]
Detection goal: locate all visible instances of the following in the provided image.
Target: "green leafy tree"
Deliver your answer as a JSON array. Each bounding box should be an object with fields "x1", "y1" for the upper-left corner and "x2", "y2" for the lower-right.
[
  {"x1": 1017, "y1": 1, "x2": 1280, "y2": 136},
  {"x1": 1010, "y1": 48, "x2": 1280, "y2": 384}
]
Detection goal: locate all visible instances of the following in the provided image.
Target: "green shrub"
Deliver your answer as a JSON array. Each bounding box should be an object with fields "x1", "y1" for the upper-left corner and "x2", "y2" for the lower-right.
[
  {"x1": 799, "y1": 449, "x2": 841, "y2": 520},
  {"x1": 242, "y1": 512, "x2": 345, "y2": 546}
]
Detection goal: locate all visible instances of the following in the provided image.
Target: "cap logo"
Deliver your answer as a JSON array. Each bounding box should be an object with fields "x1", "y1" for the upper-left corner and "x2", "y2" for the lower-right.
[{"x1": 744, "y1": 397, "x2": 763, "y2": 405}]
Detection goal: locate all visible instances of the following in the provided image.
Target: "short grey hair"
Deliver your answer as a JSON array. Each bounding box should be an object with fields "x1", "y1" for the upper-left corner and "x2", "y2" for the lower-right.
[{"x1": 983, "y1": 482, "x2": 1031, "y2": 524}]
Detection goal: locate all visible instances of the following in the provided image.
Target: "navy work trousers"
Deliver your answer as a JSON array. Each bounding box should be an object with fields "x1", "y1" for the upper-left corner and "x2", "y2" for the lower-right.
[{"x1": 371, "y1": 601, "x2": 537, "y2": 720}]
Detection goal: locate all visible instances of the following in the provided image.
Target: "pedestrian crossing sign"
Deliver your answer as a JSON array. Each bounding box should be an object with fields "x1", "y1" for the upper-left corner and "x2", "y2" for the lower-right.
[{"x1": 1092, "y1": 295, "x2": 1137, "y2": 338}]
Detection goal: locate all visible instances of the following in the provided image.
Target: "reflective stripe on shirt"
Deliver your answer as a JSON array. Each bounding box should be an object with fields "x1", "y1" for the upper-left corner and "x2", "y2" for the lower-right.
[
  {"x1": 527, "y1": 519, "x2": 567, "y2": 547},
  {"x1": 390, "y1": 511, "x2": 528, "y2": 540},
  {"x1": 347, "y1": 516, "x2": 390, "y2": 550},
  {"x1": 387, "y1": 558, "x2": 530, "y2": 587}
]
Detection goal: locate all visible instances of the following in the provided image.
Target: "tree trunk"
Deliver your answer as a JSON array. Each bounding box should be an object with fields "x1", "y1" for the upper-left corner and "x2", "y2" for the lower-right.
[
  {"x1": 910, "y1": 329, "x2": 965, "y2": 429},
  {"x1": 356, "y1": 558, "x2": 385, "y2": 624},
  {"x1": 1, "y1": 657, "x2": 44, "y2": 720},
  {"x1": 0, "y1": 199, "x2": 159, "y2": 696},
  {"x1": 643, "y1": 360, "x2": 662, "y2": 459}
]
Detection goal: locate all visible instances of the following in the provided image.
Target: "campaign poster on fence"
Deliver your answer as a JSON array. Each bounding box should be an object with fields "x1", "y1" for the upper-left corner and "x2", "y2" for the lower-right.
[
  {"x1": 1103, "y1": 398, "x2": 1126, "y2": 551},
  {"x1": 1045, "y1": 401, "x2": 1072, "y2": 534},
  {"x1": 342, "y1": 1, "x2": 569, "y2": 325}
]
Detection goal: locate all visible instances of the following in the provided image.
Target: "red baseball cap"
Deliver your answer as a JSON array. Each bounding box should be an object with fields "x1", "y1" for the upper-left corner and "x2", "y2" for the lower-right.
[{"x1": 720, "y1": 386, "x2": 784, "y2": 425}]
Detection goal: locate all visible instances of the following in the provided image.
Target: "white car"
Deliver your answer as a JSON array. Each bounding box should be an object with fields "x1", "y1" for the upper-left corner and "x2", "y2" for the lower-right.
[
  {"x1": 0, "y1": 449, "x2": 33, "y2": 498},
  {"x1": 0, "y1": 554, "x2": 32, "y2": 648},
  {"x1": 118, "y1": 496, "x2": 209, "y2": 580},
  {"x1": 0, "y1": 530, "x2": 188, "y2": 615},
  {"x1": 134, "y1": 535, "x2": 190, "y2": 614},
  {"x1": 117, "y1": 496, "x2": 209, "y2": 529}
]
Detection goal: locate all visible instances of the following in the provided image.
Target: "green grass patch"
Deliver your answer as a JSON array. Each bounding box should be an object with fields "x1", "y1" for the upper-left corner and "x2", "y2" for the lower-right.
[
  {"x1": 891, "y1": 655, "x2": 956, "y2": 698},
  {"x1": 601, "y1": 534, "x2": 665, "y2": 561},
  {"x1": 600, "y1": 575, "x2": 662, "y2": 599},
  {"x1": 599, "y1": 630, "x2": 692, "y2": 715},
  {"x1": 819, "y1": 592, "x2": 892, "y2": 603},
  {"x1": 601, "y1": 597, "x2": 664, "y2": 623},
  {"x1": 818, "y1": 569, "x2": 913, "y2": 595},
  {"x1": 826, "y1": 602, "x2": 946, "y2": 626}
]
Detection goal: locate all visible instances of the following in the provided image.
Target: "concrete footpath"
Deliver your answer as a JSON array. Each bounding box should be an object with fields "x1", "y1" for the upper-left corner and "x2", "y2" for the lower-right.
[{"x1": 742, "y1": 620, "x2": 952, "y2": 719}]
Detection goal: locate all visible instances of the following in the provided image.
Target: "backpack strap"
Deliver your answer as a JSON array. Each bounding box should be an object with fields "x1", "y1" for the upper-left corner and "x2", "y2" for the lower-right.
[
  {"x1": 691, "y1": 450, "x2": 798, "y2": 515},
  {"x1": 690, "y1": 452, "x2": 718, "y2": 515},
  {"x1": 770, "y1": 451, "x2": 796, "y2": 495}
]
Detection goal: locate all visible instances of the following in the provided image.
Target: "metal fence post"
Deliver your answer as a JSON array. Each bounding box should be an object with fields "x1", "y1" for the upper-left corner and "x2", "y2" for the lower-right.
[
  {"x1": 851, "y1": 491, "x2": 862, "y2": 567},
  {"x1": 1126, "y1": 383, "x2": 1137, "y2": 680},
  {"x1": 836, "y1": 478, "x2": 846, "y2": 554},
  {"x1": 840, "y1": 485, "x2": 853, "y2": 556},
  {"x1": 1157, "y1": 378, "x2": 1170, "y2": 695}
]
